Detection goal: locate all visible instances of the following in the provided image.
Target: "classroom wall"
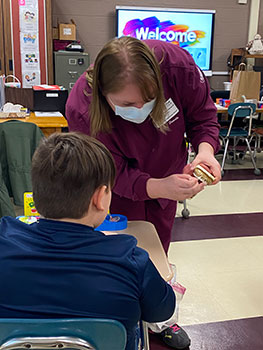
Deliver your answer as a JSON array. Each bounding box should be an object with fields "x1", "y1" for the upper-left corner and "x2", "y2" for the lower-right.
[{"x1": 52, "y1": 0, "x2": 253, "y2": 90}]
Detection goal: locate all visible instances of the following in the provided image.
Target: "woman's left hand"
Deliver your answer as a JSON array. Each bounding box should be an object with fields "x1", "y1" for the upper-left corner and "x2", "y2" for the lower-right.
[{"x1": 183, "y1": 142, "x2": 221, "y2": 185}]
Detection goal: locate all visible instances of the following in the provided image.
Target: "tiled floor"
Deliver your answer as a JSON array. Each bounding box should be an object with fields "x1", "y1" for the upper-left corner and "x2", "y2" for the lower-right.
[
  {"x1": 177, "y1": 180, "x2": 263, "y2": 216},
  {"x1": 150, "y1": 153, "x2": 263, "y2": 349}
]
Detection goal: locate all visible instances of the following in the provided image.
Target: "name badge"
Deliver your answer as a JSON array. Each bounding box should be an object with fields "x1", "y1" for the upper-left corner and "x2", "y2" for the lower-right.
[{"x1": 164, "y1": 98, "x2": 179, "y2": 124}]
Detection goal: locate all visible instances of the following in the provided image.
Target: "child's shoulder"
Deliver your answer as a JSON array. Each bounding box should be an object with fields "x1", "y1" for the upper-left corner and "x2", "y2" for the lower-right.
[
  {"x1": 105, "y1": 233, "x2": 150, "y2": 264},
  {"x1": 103, "y1": 231, "x2": 147, "y2": 251}
]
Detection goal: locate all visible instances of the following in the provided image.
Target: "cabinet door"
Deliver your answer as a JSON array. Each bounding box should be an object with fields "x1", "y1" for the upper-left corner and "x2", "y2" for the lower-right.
[
  {"x1": 45, "y1": 0, "x2": 53, "y2": 83},
  {"x1": 54, "y1": 52, "x2": 90, "y2": 90},
  {"x1": 0, "y1": 0, "x2": 6, "y2": 75},
  {"x1": 2, "y1": 0, "x2": 13, "y2": 76}
]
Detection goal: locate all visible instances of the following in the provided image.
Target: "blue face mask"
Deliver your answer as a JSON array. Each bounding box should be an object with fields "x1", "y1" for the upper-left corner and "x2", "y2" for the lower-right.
[{"x1": 113, "y1": 98, "x2": 156, "y2": 124}]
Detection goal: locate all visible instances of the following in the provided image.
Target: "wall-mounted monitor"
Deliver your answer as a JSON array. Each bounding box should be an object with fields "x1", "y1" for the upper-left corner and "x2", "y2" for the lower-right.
[{"x1": 116, "y1": 6, "x2": 215, "y2": 76}]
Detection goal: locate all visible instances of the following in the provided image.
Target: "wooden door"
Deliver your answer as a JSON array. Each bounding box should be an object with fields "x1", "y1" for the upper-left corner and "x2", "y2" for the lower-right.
[
  {"x1": 0, "y1": 0, "x2": 6, "y2": 76},
  {"x1": 46, "y1": 0, "x2": 53, "y2": 84},
  {"x1": 2, "y1": 0, "x2": 13, "y2": 77}
]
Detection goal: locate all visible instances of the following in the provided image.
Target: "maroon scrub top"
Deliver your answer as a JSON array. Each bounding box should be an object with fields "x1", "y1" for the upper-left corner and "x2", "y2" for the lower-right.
[{"x1": 66, "y1": 40, "x2": 220, "y2": 252}]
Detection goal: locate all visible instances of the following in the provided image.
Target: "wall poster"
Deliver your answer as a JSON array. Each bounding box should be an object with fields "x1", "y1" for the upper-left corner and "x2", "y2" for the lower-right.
[{"x1": 10, "y1": 0, "x2": 48, "y2": 87}]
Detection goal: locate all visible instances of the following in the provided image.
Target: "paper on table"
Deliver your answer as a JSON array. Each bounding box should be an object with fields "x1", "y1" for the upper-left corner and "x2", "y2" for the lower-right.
[
  {"x1": 215, "y1": 103, "x2": 227, "y2": 110},
  {"x1": 34, "y1": 111, "x2": 63, "y2": 117}
]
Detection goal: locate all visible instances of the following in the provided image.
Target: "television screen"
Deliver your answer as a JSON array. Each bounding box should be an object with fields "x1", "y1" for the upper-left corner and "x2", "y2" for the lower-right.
[{"x1": 116, "y1": 6, "x2": 215, "y2": 76}]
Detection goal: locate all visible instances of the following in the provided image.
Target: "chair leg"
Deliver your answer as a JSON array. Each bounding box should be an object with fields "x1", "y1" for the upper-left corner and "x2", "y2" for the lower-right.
[
  {"x1": 256, "y1": 135, "x2": 262, "y2": 154},
  {"x1": 233, "y1": 136, "x2": 237, "y2": 162},
  {"x1": 245, "y1": 138, "x2": 261, "y2": 175},
  {"x1": 142, "y1": 321, "x2": 150, "y2": 350},
  {"x1": 181, "y1": 199, "x2": 190, "y2": 219},
  {"x1": 250, "y1": 134, "x2": 257, "y2": 159},
  {"x1": 254, "y1": 135, "x2": 260, "y2": 158},
  {"x1": 250, "y1": 134, "x2": 261, "y2": 159},
  {"x1": 221, "y1": 138, "x2": 230, "y2": 175}
]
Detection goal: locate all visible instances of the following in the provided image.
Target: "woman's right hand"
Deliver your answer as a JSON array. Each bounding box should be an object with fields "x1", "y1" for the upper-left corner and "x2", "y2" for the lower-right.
[{"x1": 146, "y1": 174, "x2": 205, "y2": 201}]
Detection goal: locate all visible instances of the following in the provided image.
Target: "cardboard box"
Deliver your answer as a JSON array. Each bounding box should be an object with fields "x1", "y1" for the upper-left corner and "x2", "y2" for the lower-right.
[
  {"x1": 5, "y1": 87, "x2": 34, "y2": 110},
  {"x1": 59, "y1": 19, "x2": 76, "y2": 40}
]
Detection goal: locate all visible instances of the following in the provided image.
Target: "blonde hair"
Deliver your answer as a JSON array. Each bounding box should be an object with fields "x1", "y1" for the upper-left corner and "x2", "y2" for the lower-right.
[{"x1": 87, "y1": 36, "x2": 167, "y2": 136}]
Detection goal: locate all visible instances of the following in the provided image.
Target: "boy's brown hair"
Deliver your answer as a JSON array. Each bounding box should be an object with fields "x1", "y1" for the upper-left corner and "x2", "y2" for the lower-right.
[{"x1": 32, "y1": 132, "x2": 116, "y2": 219}]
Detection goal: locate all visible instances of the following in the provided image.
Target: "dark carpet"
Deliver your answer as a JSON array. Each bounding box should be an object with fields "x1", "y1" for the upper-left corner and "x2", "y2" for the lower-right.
[
  {"x1": 172, "y1": 212, "x2": 263, "y2": 242},
  {"x1": 150, "y1": 317, "x2": 263, "y2": 350},
  {"x1": 221, "y1": 168, "x2": 263, "y2": 181}
]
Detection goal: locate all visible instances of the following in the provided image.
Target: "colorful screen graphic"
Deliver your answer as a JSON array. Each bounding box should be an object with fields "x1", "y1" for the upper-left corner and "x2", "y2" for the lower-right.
[{"x1": 116, "y1": 7, "x2": 215, "y2": 73}]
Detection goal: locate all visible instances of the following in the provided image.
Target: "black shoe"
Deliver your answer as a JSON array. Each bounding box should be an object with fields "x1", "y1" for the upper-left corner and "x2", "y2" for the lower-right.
[{"x1": 161, "y1": 323, "x2": 191, "y2": 349}]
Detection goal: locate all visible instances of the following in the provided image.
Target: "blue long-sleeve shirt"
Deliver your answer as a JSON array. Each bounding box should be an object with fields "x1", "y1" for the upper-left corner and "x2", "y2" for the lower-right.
[{"x1": 0, "y1": 217, "x2": 175, "y2": 350}]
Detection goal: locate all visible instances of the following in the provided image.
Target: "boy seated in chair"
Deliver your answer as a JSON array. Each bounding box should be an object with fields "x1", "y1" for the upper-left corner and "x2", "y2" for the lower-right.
[{"x1": 0, "y1": 132, "x2": 178, "y2": 350}]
